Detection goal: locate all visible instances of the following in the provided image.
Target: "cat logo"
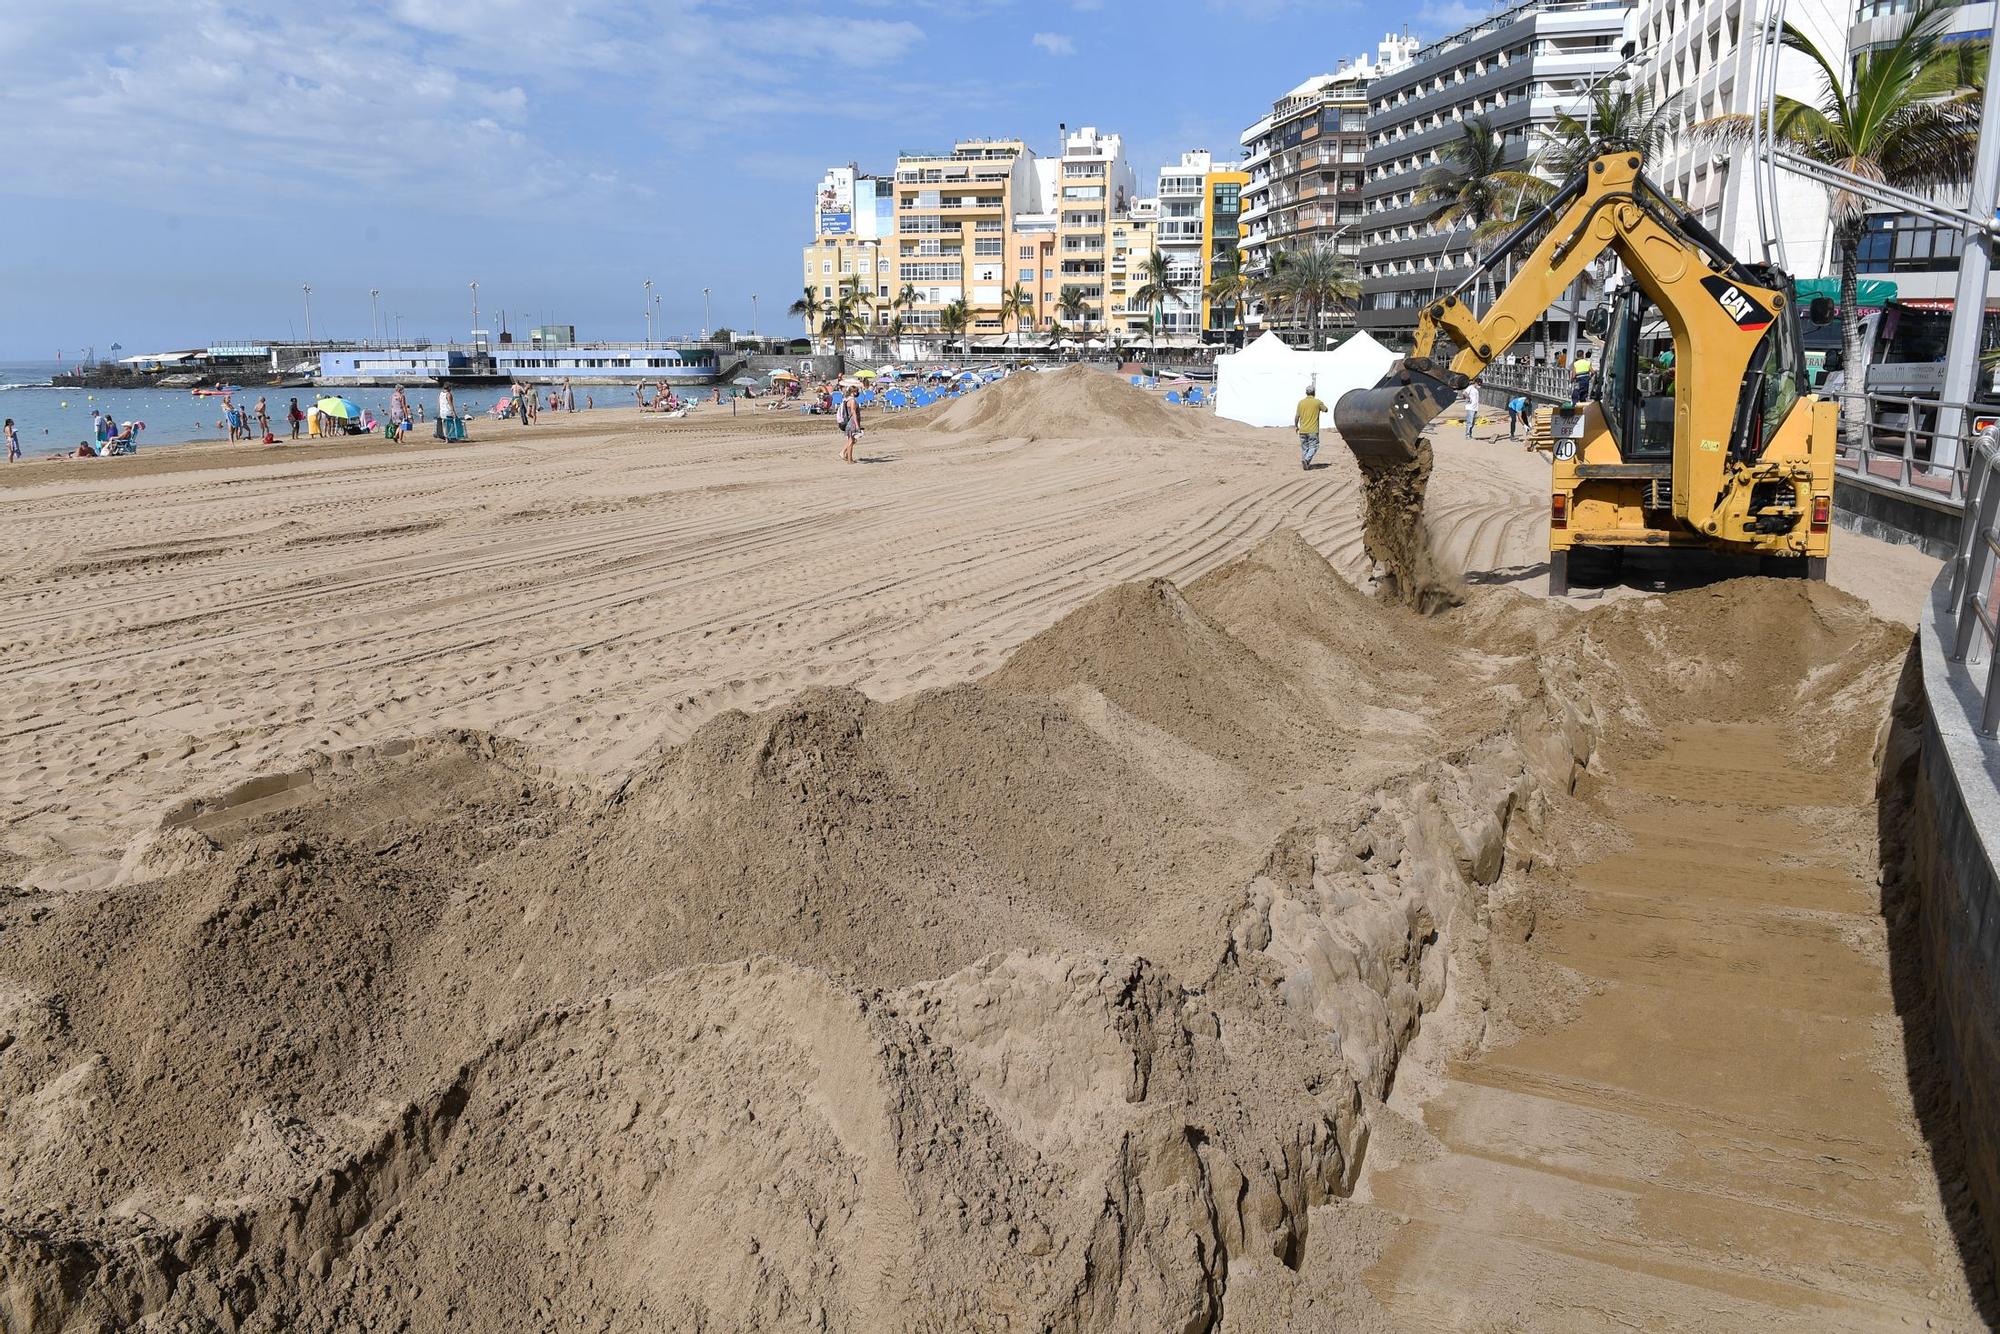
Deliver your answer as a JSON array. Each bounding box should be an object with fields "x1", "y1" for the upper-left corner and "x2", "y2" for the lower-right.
[{"x1": 1700, "y1": 275, "x2": 1774, "y2": 331}]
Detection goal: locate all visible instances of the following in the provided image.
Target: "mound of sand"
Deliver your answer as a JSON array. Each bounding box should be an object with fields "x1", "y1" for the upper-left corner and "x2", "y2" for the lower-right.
[
  {"x1": 910, "y1": 365, "x2": 1199, "y2": 440},
  {"x1": 0, "y1": 531, "x2": 1917, "y2": 1332}
]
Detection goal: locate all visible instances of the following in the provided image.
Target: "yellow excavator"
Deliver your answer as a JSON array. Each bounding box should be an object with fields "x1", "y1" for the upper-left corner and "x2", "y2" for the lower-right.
[{"x1": 1335, "y1": 149, "x2": 1836, "y2": 594}]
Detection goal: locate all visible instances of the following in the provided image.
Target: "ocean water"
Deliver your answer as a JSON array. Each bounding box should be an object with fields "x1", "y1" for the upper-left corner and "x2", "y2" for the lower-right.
[{"x1": 0, "y1": 362, "x2": 624, "y2": 457}]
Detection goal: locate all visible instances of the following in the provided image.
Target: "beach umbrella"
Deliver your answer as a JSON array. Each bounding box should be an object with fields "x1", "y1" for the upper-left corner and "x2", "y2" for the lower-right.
[
  {"x1": 316, "y1": 396, "x2": 361, "y2": 419},
  {"x1": 854, "y1": 368, "x2": 878, "y2": 379},
  {"x1": 732, "y1": 376, "x2": 760, "y2": 386},
  {"x1": 768, "y1": 369, "x2": 796, "y2": 380}
]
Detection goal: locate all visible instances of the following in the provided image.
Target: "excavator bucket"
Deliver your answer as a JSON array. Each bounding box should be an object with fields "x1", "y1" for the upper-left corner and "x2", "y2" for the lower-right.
[{"x1": 1334, "y1": 371, "x2": 1457, "y2": 466}]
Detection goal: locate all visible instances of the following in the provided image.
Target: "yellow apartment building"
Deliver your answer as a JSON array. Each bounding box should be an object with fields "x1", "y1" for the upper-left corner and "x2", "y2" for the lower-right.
[
  {"x1": 889, "y1": 138, "x2": 1039, "y2": 344},
  {"x1": 1201, "y1": 166, "x2": 1250, "y2": 337},
  {"x1": 1108, "y1": 204, "x2": 1156, "y2": 341}
]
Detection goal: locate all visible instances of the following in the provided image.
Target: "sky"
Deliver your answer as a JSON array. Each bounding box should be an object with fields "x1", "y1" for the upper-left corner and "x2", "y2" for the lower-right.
[{"x1": 0, "y1": 0, "x2": 1469, "y2": 359}]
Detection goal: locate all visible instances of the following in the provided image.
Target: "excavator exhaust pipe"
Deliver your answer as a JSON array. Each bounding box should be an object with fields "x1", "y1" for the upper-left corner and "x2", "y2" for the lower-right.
[{"x1": 1334, "y1": 371, "x2": 1458, "y2": 466}]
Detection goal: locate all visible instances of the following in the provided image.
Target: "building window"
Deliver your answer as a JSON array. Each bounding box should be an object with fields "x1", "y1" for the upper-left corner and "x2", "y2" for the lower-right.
[
  {"x1": 973, "y1": 238, "x2": 1004, "y2": 256},
  {"x1": 1857, "y1": 212, "x2": 1966, "y2": 272},
  {"x1": 1019, "y1": 245, "x2": 1035, "y2": 259},
  {"x1": 1020, "y1": 268, "x2": 1034, "y2": 281}
]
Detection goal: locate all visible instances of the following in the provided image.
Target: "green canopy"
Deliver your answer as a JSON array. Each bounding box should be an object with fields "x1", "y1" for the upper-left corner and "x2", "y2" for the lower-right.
[{"x1": 1793, "y1": 277, "x2": 1898, "y2": 308}]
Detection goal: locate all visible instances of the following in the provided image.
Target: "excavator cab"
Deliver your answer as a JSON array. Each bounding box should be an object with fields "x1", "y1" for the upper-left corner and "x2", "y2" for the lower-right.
[{"x1": 1595, "y1": 285, "x2": 1676, "y2": 459}]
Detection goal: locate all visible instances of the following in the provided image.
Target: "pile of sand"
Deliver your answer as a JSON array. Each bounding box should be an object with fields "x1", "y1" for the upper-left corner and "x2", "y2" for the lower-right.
[
  {"x1": 910, "y1": 365, "x2": 1200, "y2": 441},
  {"x1": 0, "y1": 531, "x2": 1913, "y2": 1331}
]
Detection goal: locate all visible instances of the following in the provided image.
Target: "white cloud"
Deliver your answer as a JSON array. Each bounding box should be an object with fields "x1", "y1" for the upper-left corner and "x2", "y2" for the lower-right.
[
  {"x1": 0, "y1": 2, "x2": 933, "y2": 218},
  {"x1": 1032, "y1": 31, "x2": 1077, "y2": 56}
]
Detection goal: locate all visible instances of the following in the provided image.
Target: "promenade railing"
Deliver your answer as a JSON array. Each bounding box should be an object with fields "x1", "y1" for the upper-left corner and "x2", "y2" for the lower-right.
[
  {"x1": 1827, "y1": 389, "x2": 1992, "y2": 510},
  {"x1": 1944, "y1": 423, "x2": 2000, "y2": 736},
  {"x1": 1478, "y1": 362, "x2": 1576, "y2": 403}
]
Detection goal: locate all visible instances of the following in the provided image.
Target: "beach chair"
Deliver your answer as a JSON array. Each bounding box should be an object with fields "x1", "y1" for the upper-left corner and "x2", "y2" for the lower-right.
[
  {"x1": 1129, "y1": 375, "x2": 1143, "y2": 386},
  {"x1": 1189, "y1": 388, "x2": 1205, "y2": 406},
  {"x1": 860, "y1": 390, "x2": 875, "y2": 406},
  {"x1": 1165, "y1": 391, "x2": 1181, "y2": 406}
]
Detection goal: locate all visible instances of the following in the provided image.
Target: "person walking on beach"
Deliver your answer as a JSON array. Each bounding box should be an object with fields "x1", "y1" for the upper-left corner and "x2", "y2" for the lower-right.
[
  {"x1": 288, "y1": 397, "x2": 303, "y2": 439},
  {"x1": 562, "y1": 379, "x2": 575, "y2": 413},
  {"x1": 437, "y1": 384, "x2": 456, "y2": 439},
  {"x1": 1464, "y1": 383, "x2": 1480, "y2": 437},
  {"x1": 389, "y1": 386, "x2": 407, "y2": 434},
  {"x1": 836, "y1": 385, "x2": 862, "y2": 464},
  {"x1": 255, "y1": 396, "x2": 271, "y2": 441},
  {"x1": 1294, "y1": 382, "x2": 1327, "y2": 471},
  {"x1": 5, "y1": 418, "x2": 19, "y2": 462}
]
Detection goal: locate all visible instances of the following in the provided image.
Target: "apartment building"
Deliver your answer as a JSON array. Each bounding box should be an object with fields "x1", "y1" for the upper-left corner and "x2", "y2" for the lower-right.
[
  {"x1": 1239, "y1": 34, "x2": 1418, "y2": 332},
  {"x1": 801, "y1": 126, "x2": 1259, "y2": 349},
  {"x1": 801, "y1": 166, "x2": 894, "y2": 319},
  {"x1": 1051, "y1": 126, "x2": 1139, "y2": 333},
  {"x1": 1357, "y1": 0, "x2": 1630, "y2": 346},
  {"x1": 1201, "y1": 162, "x2": 1250, "y2": 336},
  {"x1": 888, "y1": 138, "x2": 1040, "y2": 338},
  {"x1": 1636, "y1": 0, "x2": 1842, "y2": 279},
  {"x1": 1109, "y1": 200, "x2": 1157, "y2": 339}
]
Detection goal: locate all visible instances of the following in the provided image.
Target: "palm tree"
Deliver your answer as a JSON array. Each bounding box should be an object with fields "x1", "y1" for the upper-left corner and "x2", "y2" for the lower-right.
[
  {"x1": 1538, "y1": 86, "x2": 1683, "y2": 182},
  {"x1": 1251, "y1": 249, "x2": 1291, "y2": 340},
  {"x1": 1265, "y1": 244, "x2": 1360, "y2": 350},
  {"x1": 1133, "y1": 250, "x2": 1179, "y2": 375},
  {"x1": 1057, "y1": 285, "x2": 1088, "y2": 327},
  {"x1": 1698, "y1": 0, "x2": 1981, "y2": 430},
  {"x1": 1204, "y1": 256, "x2": 1251, "y2": 345},
  {"x1": 787, "y1": 286, "x2": 822, "y2": 345},
  {"x1": 1044, "y1": 318, "x2": 1069, "y2": 356},
  {"x1": 939, "y1": 300, "x2": 970, "y2": 358},
  {"x1": 819, "y1": 297, "x2": 866, "y2": 363},
  {"x1": 999, "y1": 282, "x2": 1033, "y2": 358},
  {"x1": 1419, "y1": 118, "x2": 1555, "y2": 335}
]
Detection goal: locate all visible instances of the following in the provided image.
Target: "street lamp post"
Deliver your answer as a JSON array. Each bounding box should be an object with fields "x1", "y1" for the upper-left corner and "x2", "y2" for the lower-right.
[
  {"x1": 395, "y1": 314, "x2": 403, "y2": 344},
  {"x1": 302, "y1": 284, "x2": 314, "y2": 344},
  {"x1": 752, "y1": 293, "x2": 759, "y2": 338},
  {"x1": 703, "y1": 287, "x2": 711, "y2": 340},
  {"x1": 643, "y1": 279, "x2": 654, "y2": 348},
  {"x1": 470, "y1": 281, "x2": 480, "y2": 345},
  {"x1": 370, "y1": 288, "x2": 381, "y2": 344}
]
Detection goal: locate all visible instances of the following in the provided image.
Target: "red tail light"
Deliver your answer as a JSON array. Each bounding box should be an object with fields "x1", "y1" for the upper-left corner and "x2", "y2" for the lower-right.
[
  {"x1": 1551, "y1": 493, "x2": 1569, "y2": 528},
  {"x1": 1810, "y1": 494, "x2": 1830, "y2": 531}
]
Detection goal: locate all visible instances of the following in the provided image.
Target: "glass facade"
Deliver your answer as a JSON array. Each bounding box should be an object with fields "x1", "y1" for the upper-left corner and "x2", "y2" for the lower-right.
[{"x1": 1856, "y1": 212, "x2": 1966, "y2": 273}]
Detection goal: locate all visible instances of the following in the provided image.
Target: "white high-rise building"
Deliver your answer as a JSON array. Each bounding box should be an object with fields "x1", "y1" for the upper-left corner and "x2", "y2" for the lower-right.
[{"x1": 1633, "y1": 0, "x2": 1845, "y2": 278}]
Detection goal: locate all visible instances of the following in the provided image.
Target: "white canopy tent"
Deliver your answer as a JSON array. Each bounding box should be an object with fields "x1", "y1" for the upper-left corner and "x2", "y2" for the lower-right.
[{"x1": 1212, "y1": 331, "x2": 1400, "y2": 430}]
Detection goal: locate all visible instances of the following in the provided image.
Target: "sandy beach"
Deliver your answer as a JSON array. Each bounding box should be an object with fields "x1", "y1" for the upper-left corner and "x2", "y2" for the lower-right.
[
  {"x1": 0, "y1": 374, "x2": 1934, "y2": 892},
  {"x1": 1, "y1": 369, "x2": 1981, "y2": 1331}
]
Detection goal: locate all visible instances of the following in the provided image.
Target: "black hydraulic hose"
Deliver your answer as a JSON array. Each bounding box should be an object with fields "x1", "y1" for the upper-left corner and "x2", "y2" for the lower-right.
[{"x1": 1439, "y1": 173, "x2": 1587, "y2": 308}]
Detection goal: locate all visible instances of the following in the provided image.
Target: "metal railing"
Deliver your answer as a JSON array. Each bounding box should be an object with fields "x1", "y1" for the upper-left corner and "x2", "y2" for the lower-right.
[
  {"x1": 1478, "y1": 361, "x2": 1577, "y2": 402},
  {"x1": 1827, "y1": 389, "x2": 1988, "y2": 509},
  {"x1": 1944, "y1": 424, "x2": 2000, "y2": 735}
]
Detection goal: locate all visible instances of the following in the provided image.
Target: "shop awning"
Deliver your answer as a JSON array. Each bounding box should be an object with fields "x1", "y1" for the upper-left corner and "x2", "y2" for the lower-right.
[{"x1": 1793, "y1": 277, "x2": 1897, "y2": 308}]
